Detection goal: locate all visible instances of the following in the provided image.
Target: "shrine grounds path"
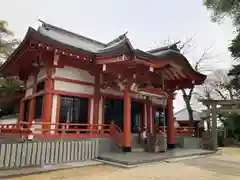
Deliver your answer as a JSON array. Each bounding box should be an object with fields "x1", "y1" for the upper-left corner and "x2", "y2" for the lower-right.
[{"x1": 8, "y1": 147, "x2": 240, "y2": 180}]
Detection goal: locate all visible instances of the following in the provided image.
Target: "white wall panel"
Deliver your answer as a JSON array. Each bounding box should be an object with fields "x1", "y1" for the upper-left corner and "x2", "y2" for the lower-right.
[
  {"x1": 98, "y1": 97, "x2": 103, "y2": 128},
  {"x1": 55, "y1": 67, "x2": 95, "y2": 83},
  {"x1": 54, "y1": 80, "x2": 94, "y2": 95},
  {"x1": 50, "y1": 95, "x2": 58, "y2": 134},
  {"x1": 89, "y1": 98, "x2": 94, "y2": 124}
]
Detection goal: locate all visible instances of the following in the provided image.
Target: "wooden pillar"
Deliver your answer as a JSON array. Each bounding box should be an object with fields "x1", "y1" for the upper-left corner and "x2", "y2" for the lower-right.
[
  {"x1": 167, "y1": 93, "x2": 175, "y2": 149},
  {"x1": 211, "y1": 103, "x2": 218, "y2": 150},
  {"x1": 146, "y1": 97, "x2": 153, "y2": 134},
  {"x1": 149, "y1": 103, "x2": 153, "y2": 134},
  {"x1": 28, "y1": 98, "x2": 35, "y2": 122},
  {"x1": 93, "y1": 73, "x2": 100, "y2": 126},
  {"x1": 28, "y1": 74, "x2": 37, "y2": 124},
  {"x1": 42, "y1": 67, "x2": 53, "y2": 131},
  {"x1": 123, "y1": 85, "x2": 131, "y2": 152},
  {"x1": 19, "y1": 100, "x2": 25, "y2": 124},
  {"x1": 143, "y1": 103, "x2": 147, "y2": 130}
]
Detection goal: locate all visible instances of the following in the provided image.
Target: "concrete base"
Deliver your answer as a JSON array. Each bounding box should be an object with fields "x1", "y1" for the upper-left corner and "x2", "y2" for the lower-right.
[
  {"x1": 122, "y1": 147, "x2": 132, "y2": 152},
  {"x1": 97, "y1": 148, "x2": 216, "y2": 166}
]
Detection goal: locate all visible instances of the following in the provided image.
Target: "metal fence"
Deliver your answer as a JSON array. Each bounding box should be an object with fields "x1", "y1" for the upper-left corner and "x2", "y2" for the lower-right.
[{"x1": 0, "y1": 139, "x2": 99, "y2": 169}]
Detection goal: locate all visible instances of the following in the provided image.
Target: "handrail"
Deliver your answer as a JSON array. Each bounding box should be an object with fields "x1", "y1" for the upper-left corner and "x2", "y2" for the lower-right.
[
  {"x1": 110, "y1": 123, "x2": 123, "y2": 147},
  {"x1": 158, "y1": 126, "x2": 196, "y2": 136}
]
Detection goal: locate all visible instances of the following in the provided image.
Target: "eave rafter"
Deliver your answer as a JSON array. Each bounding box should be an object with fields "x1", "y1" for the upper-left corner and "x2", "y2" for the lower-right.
[
  {"x1": 30, "y1": 40, "x2": 92, "y2": 61},
  {"x1": 133, "y1": 56, "x2": 170, "y2": 69}
]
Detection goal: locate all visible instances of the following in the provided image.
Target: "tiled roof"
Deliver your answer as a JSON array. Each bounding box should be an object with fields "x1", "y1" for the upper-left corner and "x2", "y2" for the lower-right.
[
  {"x1": 174, "y1": 108, "x2": 204, "y2": 122},
  {"x1": 0, "y1": 20, "x2": 206, "y2": 81},
  {"x1": 38, "y1": 20, "x2": 180, "y2": 57}
]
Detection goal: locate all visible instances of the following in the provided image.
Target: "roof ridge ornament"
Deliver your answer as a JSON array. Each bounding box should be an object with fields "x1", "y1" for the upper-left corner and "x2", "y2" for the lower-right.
[{"x1": 106, "y1": 31, "x2": 129, "y2": 46}]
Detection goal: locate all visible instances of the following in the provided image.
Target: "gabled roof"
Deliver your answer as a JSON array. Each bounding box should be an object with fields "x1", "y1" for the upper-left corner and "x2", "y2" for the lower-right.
[
  {"x1": 174, "y1": 108, "x2": 204, "y2": 122},
  {"x1": 39, "y1": 20, "x2": 106, "y2": 51},
  {"x1": 39, "y1": 20, "x2": 134, "y2": 55}
]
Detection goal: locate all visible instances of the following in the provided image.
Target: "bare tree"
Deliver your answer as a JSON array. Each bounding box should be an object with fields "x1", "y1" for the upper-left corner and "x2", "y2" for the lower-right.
[
  {"x1": 195, "y1": 70, "x2": 236, "y2": 132},
  {"x1": 179, "y1": 37, "x2": 214, "y2": 125},
  {"x1": 153, "y1": 35, "x2": 215, "y2": 125}
]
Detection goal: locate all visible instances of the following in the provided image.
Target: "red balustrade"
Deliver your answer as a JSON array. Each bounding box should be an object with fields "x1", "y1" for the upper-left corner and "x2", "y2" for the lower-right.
[
  {"x1": 157, "y1": 126, "x2": 196, "y2": 137},
  {"x1": 110, "y1": 123, "x2": 124, "y2": 147},
  {"x1": 0, "y1": 121, "x2": 112, "y2": 140},
  {"x1": 0, "y1": 122, "x2": 196, "y2": 142}
]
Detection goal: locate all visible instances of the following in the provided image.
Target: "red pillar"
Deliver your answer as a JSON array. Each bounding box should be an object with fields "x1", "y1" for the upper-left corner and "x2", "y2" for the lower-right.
[
  {"x1": 28, "y1": 98, "x2": 35, "y2": 122},
  {"x1": 19, "y1": 100, "x2": 25, "y2": 124},
  {"x1": 167, "y1": 93, "x2": 175, "y2": 149},
  {"x1": 42, "y1": 67, "x2": 53, "y2": 131},
  {"x1": 142, "y1": 103, "x2": 147, "y2": 130},
  {"x1": 149, "y1": 103, "x2": 153, "y2": 134},
  {"x1": 123, "y1": 85, "x2": 131, "y2": 152},
  {"x1": 146, "y1": 97, "x2": 153, "y2": 134},
  {"x1": 93, "y1": 73, "x2": 100, "y2": 126}
]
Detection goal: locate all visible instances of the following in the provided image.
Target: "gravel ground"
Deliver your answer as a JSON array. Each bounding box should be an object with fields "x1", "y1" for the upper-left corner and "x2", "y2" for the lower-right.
[{"x1": 8, "y1": 147, "x2": 240, "y2": 180}]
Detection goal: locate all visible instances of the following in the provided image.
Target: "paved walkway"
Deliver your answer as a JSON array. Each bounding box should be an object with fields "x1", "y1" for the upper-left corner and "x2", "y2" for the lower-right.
[
  {"x1": 5, "y1": 148, "x2": 240, "y2": 180},
  {"x1": 0, "y1": 161, "x2": 103, "y2": 179}
]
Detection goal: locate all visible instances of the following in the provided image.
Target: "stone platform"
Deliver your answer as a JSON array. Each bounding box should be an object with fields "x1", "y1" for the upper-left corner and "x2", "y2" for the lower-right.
[{"x1": 97, "y1": 149, "x2": 215, "y2": 166}]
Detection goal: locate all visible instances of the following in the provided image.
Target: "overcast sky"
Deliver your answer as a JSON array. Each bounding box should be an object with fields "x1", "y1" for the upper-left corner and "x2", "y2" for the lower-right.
[{"x1": 1, "y1": 0, "x2": 235, "y2": 111}]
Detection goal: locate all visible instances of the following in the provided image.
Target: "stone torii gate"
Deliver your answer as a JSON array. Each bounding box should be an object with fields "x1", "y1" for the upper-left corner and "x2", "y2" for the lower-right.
[{"x1": 200, "y1": 99, "x2": 240, "y2": 150}]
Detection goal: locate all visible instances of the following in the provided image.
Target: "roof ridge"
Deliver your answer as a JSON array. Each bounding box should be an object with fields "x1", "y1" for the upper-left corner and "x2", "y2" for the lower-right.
[
  {"x1": 174, "y1": 108, "x2": 187, "y2": 115},
  {"x1": 38, "y1": 19, "x2": 107, "y2": 47},
  {"x1": 148, "y1": 41, "x2": 180, "y2": 53},
  {"x1": 106, "y1": 31, "x2": 128, "y2": 46},
  {"x1": 174, "y1": 108, "x2": 202, "y2": 115}
]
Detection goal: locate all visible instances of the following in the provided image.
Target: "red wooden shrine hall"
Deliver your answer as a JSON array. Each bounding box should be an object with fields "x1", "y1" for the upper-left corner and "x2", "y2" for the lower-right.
[{"x1": 0, "y1": 21, "x2": 206, "y2": 152}]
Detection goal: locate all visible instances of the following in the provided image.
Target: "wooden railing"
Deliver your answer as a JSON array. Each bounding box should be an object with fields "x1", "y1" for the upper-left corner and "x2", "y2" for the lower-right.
[
  {"x1": 0, "y1": 121, "x2": 112, "y2": 140},
  {"x1": 158, "y1": 126, "x2": 196, "y2": 137},
  {"x1": 0, "y1": 122, "x2": 196, "y2": 143},
  {"x1": 110, "y1": 122, "x2": 124, "y2": 147}
]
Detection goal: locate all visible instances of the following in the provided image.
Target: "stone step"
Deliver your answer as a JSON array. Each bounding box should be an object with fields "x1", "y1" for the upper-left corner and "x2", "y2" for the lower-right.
[{"x1": 132, "y1": 148, "x2": 145, "y2": 152}]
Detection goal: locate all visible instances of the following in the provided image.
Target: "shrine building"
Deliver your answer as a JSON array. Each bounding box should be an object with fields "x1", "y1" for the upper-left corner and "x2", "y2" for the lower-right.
[{"x1": 0, "y1": 21, "x2": 206, "y2": 152}]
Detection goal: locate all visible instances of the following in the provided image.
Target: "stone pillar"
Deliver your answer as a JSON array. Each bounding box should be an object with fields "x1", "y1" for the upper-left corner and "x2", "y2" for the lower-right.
[
  {"x1": 167, "y1": 93, "x2": 175, "y2": 149},
  {"x1": 211, "y1": 103, "x2": 218, "y2": 150},
  {"x1": 123, "y1": 85, "x2": 131, "y2": 152}
]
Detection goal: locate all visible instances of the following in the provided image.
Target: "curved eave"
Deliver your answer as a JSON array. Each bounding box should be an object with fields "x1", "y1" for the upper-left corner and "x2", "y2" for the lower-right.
[
  {"x1": 0, "y1": 27, "x2": 95, "y2": 75},
  {"x1": 147, "y1": 41, "x2": 180, "y2": 54},
  {"x1": 95, "y1": 38, "x2": 133, "y2": 57},
  {"x1": 31, "y1": 27, "x2": 94, "y2": 56},
  {"x1": 0, "y1": 28, "x2": 32, "y2": 75},
  {"x1": 135, "y1": 49, "x2": 206, "y2": 83}
]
